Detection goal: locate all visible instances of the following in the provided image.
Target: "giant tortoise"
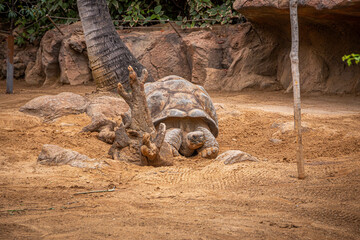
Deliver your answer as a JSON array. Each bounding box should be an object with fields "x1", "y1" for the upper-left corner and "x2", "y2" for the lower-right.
[{"x1": 145, "y1": 75, "x2": 219, "y2": 159}]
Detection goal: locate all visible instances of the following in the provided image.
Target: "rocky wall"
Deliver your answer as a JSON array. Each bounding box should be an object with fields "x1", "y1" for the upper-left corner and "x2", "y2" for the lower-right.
[
  {"x1": 232, "y1": 0, "x2": 360, "y2": 94},
  {"x1": 2, "y1": 11, "x2": 359, "y2": 94}
]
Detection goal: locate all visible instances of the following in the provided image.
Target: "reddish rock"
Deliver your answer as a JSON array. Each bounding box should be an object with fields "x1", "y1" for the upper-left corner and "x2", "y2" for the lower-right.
[
  {"x1": 25, "y1": 22, "x2": 86, "y2": 86},
  {"x1": 86, "y1": 95, "x2": 129, "y2": 119},
  {"x1": 233, "y1": 0, "x2": 360, "y2": 94},
  {"x1": 120, "y1": 31, "x2": 191, "y2": 81},
  {"x1": 38, "y1": 144, "x2": 106, "y2": 169},
  {"x1": 19, "y1": 92, "x2": 89, "y2": 121},
  {"x1": 59, "y1": 32, "x2": 92, "y2": 85},
  {"x1": 183, "y1": 31, "x2": 223, "y2": 85}
]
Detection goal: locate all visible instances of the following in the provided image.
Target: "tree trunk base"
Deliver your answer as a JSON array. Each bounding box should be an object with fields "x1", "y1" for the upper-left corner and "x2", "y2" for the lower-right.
[{"x1": 108, "y1": 66, "x2": 172, "y2": 167}]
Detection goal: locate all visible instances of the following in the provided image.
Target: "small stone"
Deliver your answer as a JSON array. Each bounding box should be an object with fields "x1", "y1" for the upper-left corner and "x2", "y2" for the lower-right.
[
  {"x1": 60, "y1": 123, "x2": 75, "y2": 127},
  {"x1": 216, "y1": 150, "x2": 259, "y2": 165},
  {"x1": 270, "y1": 138, "x2": 282, "y2": 144}
]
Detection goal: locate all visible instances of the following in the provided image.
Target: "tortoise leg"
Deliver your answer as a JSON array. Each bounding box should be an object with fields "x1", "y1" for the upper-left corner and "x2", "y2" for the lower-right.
[
  {"x1": 196, "y1": 127, "x2": 219, "y2": 159},
  {"x1": 159, "y1": 128, "x2": 182, "y2": 158}
]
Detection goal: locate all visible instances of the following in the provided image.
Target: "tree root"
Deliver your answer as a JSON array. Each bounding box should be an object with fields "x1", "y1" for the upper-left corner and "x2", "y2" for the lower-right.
[{"x1": 112, "y1": 66, "x2": 171, "y2": 167}]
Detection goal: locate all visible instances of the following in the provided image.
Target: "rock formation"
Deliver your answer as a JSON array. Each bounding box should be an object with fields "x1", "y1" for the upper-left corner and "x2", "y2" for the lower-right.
[
  {"x1": 38, "y1": 144, "x2": 106, "y2": 168},
  {"x1": 19, "y1": 92, "x2": 89, "y2": 121},
  {"x1": 232, "y1": 0, "x2": 360, "y2": 94},
  {"x1": 17, "y1": 3, "x2": 360, "y2": 94}
]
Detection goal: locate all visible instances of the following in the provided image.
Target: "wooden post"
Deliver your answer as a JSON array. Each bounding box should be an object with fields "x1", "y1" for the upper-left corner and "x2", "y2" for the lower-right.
[
  {"x1": 289, "y1": 0, "x2": 305, "y2": 179},
  {"x1": 6, "y1": 33, "x2": 14, "y2": 94}
]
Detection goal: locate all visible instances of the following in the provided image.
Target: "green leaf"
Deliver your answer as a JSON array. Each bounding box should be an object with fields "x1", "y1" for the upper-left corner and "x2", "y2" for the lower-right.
[
  {"x1": 27, "y1": 28, "x2": 35, "y2": 34},
  {"x1": 154, "y1": 5, "x2": 162, "y2": 14},
  {"x1": 144, "y1": 16, "x2": 151, "y2": 23},
  {"x1": 8, "y1": 11, "x2": 17, "y2": 18},
  {"x1": 124, "y1": 16, "x2": 131, "y2": 22},
  {"x1": 112, "y1": 0, "x2": 119, "y2": 9}
]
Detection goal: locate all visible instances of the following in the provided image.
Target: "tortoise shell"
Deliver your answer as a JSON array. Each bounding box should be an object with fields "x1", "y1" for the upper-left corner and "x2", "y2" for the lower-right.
[{"x1": 144, "y1": 75, "x2": 218, "y2": 137}]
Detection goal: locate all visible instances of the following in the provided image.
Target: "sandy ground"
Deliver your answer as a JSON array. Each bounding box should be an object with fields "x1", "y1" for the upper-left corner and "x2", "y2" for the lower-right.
[{"x1": 0, "y1": 81, "x2": 359, "y2": 240}]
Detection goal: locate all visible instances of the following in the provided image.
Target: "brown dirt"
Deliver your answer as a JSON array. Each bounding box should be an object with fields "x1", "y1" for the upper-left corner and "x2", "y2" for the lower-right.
[{"x1": 0, "y1": 81, "x2": 359, "y2": 240}]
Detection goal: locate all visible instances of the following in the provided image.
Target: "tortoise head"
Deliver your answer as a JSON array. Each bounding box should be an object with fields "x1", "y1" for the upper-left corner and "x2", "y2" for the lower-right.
[{"x1": 186, "y1": 131, "x2": 205, "y2": 150}]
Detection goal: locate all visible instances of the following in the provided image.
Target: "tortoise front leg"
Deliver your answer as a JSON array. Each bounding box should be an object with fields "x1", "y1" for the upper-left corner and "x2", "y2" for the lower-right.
[
  {"x1": 160, "y1": 128, "x2": 182, "y2": 158},
  {"x1": 196, "y1": 126, "x2": 219, "y2": 159}
]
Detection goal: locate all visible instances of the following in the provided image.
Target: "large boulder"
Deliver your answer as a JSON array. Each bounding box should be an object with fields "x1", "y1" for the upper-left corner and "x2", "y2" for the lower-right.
[
  {"x1": 86, "y1": 95, "x2": 129, "y2": 119},
  {"x1": 38, "y1": 144, "x2": 105, "y2": 168},
  {"x1": 59, "y1": 31, "x2": 92, "y2": 85},
  {"x1": 121, "y1": 31, "x2": 191, "y2": 81},
  {"x1": 24, "y1": 23, "x2": 219, "y2": 88},
  {"x1": 232, "y1": 0, "x2": 360, "y2": 94},
  {"x1": 183, "y1": 31, "x2": 223, "y2": 85},
  {"x1": 25, "y1": 22, "x2": 87, "y2": 86},
  {"x1": 19, "y1": 92, "x2": 88, "y2": 121}
]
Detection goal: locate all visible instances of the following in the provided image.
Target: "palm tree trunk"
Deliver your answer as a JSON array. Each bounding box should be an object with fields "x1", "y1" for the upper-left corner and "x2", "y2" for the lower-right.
[{"x1": 77, "y1": 0, "x2": 153, "y2": 91}]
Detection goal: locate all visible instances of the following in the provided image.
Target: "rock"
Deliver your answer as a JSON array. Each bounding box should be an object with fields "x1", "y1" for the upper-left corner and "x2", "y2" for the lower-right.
[
  {"x1": 19, "y1": 92, "x2": 89, "y2": 121},
  {"x1": 216, "y1": 150, "x2": 259, "y2": 165},
  {"x1": 38, "y1": 144, "x2": 105, "y2": 168},
  {"x1": 184, "y1": 31, "x2": 224, "y2": 85},
  {"x1": 233, "y1": 0, "x2": 360, "y2": 94},
  {"x1": 13, "y1": 62, "x2": 26, "y2": 78},
  {"x1": 59, "y1": 32, "x2": 92, "y2": 85},
  {"x1": 271, "y1": 122, "x2": 310, "y2": 134},
  {"x1": 40, "y1": 29, "x2": 67, "y2": 85},
  {"x1": 25, "y1": 47, "x2": 44, "y2": 85},
  {"x1": 81, "y1": 95, "x2": 129, "y2": 144},
  {"x1": 120, "y1": 30, "x2": 191, "y2": 81},
  {"x1": 12, "y1": 46, "x2": 37, "y2": 79},
  {"x1": 214, "y1": 103, "x2": 225, "y2": 111},
  {"x1": 0, "y1": 40, "x2": 37, "y2": 81},
  {"x1": 25, "y1": 22, "x2": 85, "y2": 86},
  {"x1": 21, "y1": 14, "x2": 360, "y2": 94},
  {"x1": 204, "y1": 68, "x2": 227, "y2": 91},
  {"x1": 218, "y1": 23, "x2": 283, "y2": 91},
  {"x1": 81, "y1": 113, "x2": 117, "y2": 143},
  {"x1": 215, "y1": 103, "x2": 241, "y2": 119},
  {"x1": 86, "y1": 95, "x2": 129, "y2": 119},
  {"x1": 270, "y1": 138, "x2": 282, "y2": 144}
]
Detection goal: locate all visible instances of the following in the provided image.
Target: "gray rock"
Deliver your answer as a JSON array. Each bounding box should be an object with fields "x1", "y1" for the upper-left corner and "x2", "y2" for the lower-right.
[
  {"x1": 271, "y1": 121, "x2": 310, "y2": 134},
  {"x1": 270, "y1": 138, "x2": 282, "y2": 144},
  {"x1": 216, "y1": 150, "x2": 259, "y2": 165},
  {"x1": 19, "y1": 92, "x2": 89, "y2": 121},
  {"x1": 86, "y1": 96, "x2": 129, "y2": 119},
  {"x1": 59, "y1": 33, "x2": 92, "y2": 85},
  {"x1": 37, "y1": 144, "x2": 105, "y2": 168}
]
